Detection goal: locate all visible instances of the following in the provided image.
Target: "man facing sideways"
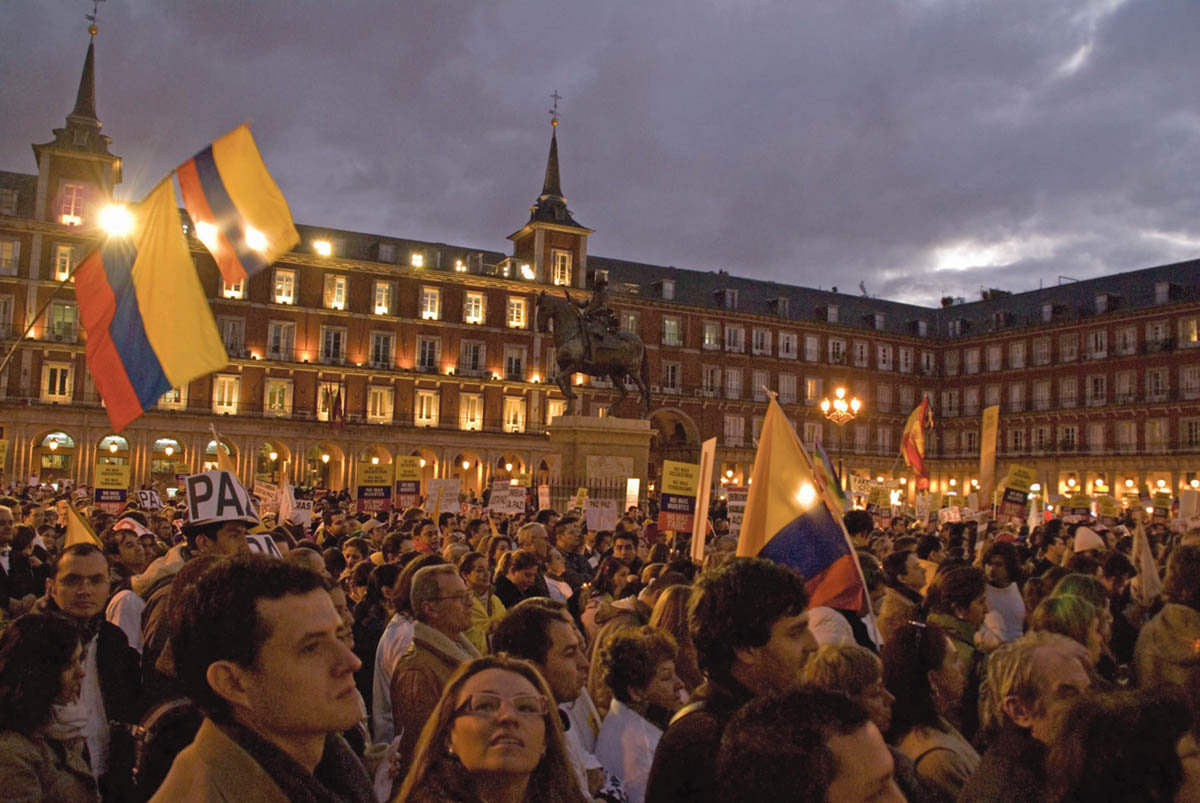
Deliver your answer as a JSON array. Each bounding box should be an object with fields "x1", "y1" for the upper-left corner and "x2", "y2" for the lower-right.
[
  {"x1": 152, "y1": 554, "x2": 373, "y2": 802},
  {"x1": 959, "y1": 631, "x2": 1092, "y2": 803},
  {"x1": 717, "y1": 688, "x2": 905, "y2": 803},
  {"x1": 645, "y1": 557, "x2": 816, "y2": 803}
]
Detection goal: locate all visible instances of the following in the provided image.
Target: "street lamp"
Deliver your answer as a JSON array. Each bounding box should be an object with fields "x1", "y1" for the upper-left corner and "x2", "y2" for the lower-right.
[{"x1": 819, "y1": 386, "x2": 862, "y2": 490}]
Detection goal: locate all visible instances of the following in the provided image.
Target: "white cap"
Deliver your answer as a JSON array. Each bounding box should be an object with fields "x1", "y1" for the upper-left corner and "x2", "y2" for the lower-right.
[{"x1": 1073, "y1": 526, "x2": 1105, "y2": 553}]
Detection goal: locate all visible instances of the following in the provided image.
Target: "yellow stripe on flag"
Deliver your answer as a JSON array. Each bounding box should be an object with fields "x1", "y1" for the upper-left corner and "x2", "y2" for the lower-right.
[
  {"x1": 210, "y1": 125, "x2": 300, "y2": 264},
  {"x1": 65, "y1": 505, "x2": 103, "y2": 550}
]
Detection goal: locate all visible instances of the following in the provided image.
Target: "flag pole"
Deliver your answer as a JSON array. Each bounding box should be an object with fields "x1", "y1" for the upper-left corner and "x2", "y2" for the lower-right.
[{"x1": 0, "y1": 255, "x2": 93, "y2": 379}]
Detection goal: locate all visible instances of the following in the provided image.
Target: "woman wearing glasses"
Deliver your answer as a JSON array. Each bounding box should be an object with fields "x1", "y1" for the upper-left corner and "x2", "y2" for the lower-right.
[{"x1": 394, "y1": 655, "x2": 588, "y2": 803}]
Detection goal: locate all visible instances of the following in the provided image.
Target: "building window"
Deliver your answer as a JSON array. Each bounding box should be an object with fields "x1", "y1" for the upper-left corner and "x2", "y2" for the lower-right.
[
  {"x1": 1087, "y1": 374, "x2": 1107, "y2": 406},
  {"x1": 725, "y1": 326, "x2": 744, "y2": 353},
  {"x1": 503, "y1": 397, "x2": 526, "y2": 432},
  {"x1": 778, "y1": 373, "x2": 796, "y2": 404},
  {"x1": 506, "y1": 297, "x2": 528, "y2": 329},
  {"x1": 1033, "y1": 380, "x2": 1051, "y2": 410},
  {"x1": 1060, "y1": 333, "x2": 1079, "y2": 362},
  {"x1": 42, "y1": 362, "x2": 73, "y2": 403},
  {"x1": 1008, "y1": 341, "x2": 1025, "y2": 369},
  {"x1": 1033, "y1": 337, "x2": 1051, "y2": 365},
  {"x1": 552, "y1": 251, "x2": 571, "y2": 286},
  {"x1": 373, "y1": 281, "x2": 393, "y2": 315},
  {"x1": 1087, "y1": 329, "x2": 1108, "y2": 358},
  {"x1": 703, "y1": 322, "x2": 720, "y2": 350},
  {"x1": 1180, "y1": 317, "x2": 1200, "y2": 348},
  {"x1": 752, "y1": 416, "x2": 765, "y2": 444},
  {"x1": 828, "y1": 339, "x2": 846, "y2": 364},
  {"x1": 805, "y1": 377, "x2": 822, "y2": 405},
  {"x1": 1008, "y1": 383, "x2": 1025, "y2": 412},
  {"x1": 702, "y1": 365, "x2": 721, "y2": 395},
  {"x1": 49, "y1": 302, "x2": 78, "y2": 342},
  {"x1": 459, "y1": 341, "x2": 485, "y2": 376},
  {"x1": 985, "y1": 385, "x2": 1001, "y2": 408},
  {"x1": 877, "y1": 383, "x2": 892, "y2": 413},
  {"x1": 0, "y1": 188, "x2": 17, "y2": 216},
  {"x1": 421, "y1": 287, "x2": 441, "y2": 320},
  {"x1": 212, "y1": 375, "x2": 239, "y2": 415},
  {"x1": 264, "y1": 379, "x2": 293, "y2": 417},
  {"x1": 825, "y1": 305, "x2": 839, "y2": 324},
  {"x1": 662, "y1": 317, "x2": 682, "y2": 346},
  {"x1": 546, "y1": 398, "x2": 567, "y2": 424},
  {"x1": 803, "y1": 421, "x2": 823, "y2": 447},
  {"x1": 877, "y1": 344, "x2": 893, "y2": 371},
  {"x1": 1145, "y1": 321, "x2": 1169, "y2": 350},
  {"x1": 369, "y1": 332, "x2": 393, "y2": 368},
  {"x1": 377, "y1": 243, "x2": 395, "y2": 263},
  {"x1": 1115, "y1": 326, "x2": 1136, "y2": 355},
  {"x1": 59, "y1": 182, "x2": 87, "y2": 226},
  {"x1": 1115, "y1": 370, "x2": 1135, "y2": 403},
  {"x1": 658, "y1": 279, "x2": 675, "y2": 301},
  {"x1": 503, "y1": 345, "x2": 526, "y2": 380},
  {"x1": 1183, "y1": 419, "x2": 1200, "y2": 449},
  {"x1": 415, "y1": 390, "x2": 439, "y2": 427},
  {"x1": 320, "y1": 326, "x2": 346, "y2": 364},
  {"x1": 964, "y1": 430, "x2": 979, "y2": 453},
  {"x1": 963, "y1": 387, "x2": 979, "y2": 416},
  {"x1": 1181, "y1": 365, "x2": 1200, "y2": 400},
  {"x1": 1146, "y1": 419, "x2": 1168, "y2": 453},
  {"x1": 899, "y1": 385, "x2": 915, "y2": 410},
  {"x1": 898, "y1": 348, "x2": 913, "y2": 374},
  {"x1": 0, "y1": 239, "x2": 19, "y2": 275},
  {"x1": 1147, "y1": 368, "x2": 1169, "y2": 402},
  {"x1": 942, "y1": 390, "x2": 960, "y2": 417},
  {"x1": 752, "y1": 329, "x2": 771, "y2": 355},
  {"x1": 964, "y1": 349, "x2": 980, "y2": 374},
  {"x1": 416, "y1": 336, "x2": 441, "y2": 372},
  {"x1": 779, "y1": 332, "x2": 797, "y2": 359},
  {"x1": 53, "y1": 244, "x2": 74, "y2": 282},
  {"x1": 367, "y1": 386, "x2": 393, "y2": 423},
  {"x1": 853, "y1": 341, "x2": 869, "y2": 367},
  {"x1": 222, "y1": 278, "x2": 245, "y2": 300},
  {"x1": 1116, "y1": 421, "x2": 1137, "y2": 453},
  {"x1": 460, "y1": 393, "x2": 483, "y2": 431},
  {"x1": 218, "y1": 317, "x2": 245, "y2": 354},
  {"x1": 463, "y1": 291, "x2": 485, "y2": 325},
  {"x1": 273, "y1": 269, "x2": 295, "y2": 304},
  {"x1": 804, "y1": 335, "x2": 819, "y2": 362},
  {"x1": 316, "y1": 381, "x2": 340, "y2": 422},
  {"x1": 267, "y1": 321, "x2": 295, "y2": 360},
  {"x1": 752, "y1": 370, "x2": 769, "y2": 401},
  {"x1": 986, "y1": 345, "x2": 1002, "y2": 371},
  {"x1": 725, "y1": 368, "x2": 742, "y2": 400},
  {"x1": 158, "y1": 385, "x2": 188, "y2": 411},
  {"x1": 323, "y1": 275, "x2": 347, "y2": 310},
  {"x1": 717, "y1": 288, "x2": 739, "y2": 310},
  {"x1": 1009, "y1": 428, "x2": 1026, "y2": 453},
  {"x1": 1060, "y1": 377, "x2": 1078, "y2": 408},
  {"x1": 662, "y1": 362, "x2": 681, "y2": 393},
  {"x1": 724, "y1": 415, "x2": 745, "y2": 447},
  {"x1": 621, "y1": 310, "x2": 639, "y2": 335},
  {"x1": 0, "y1": 294, "x2": 12, "y2": 338}
]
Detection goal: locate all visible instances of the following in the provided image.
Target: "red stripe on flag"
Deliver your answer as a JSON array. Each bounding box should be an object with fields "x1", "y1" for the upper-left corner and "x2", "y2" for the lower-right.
[
  {"x1": 177, "y1": 158, "x2": 248, "y2": 286},
  {"x1": 805, "y1": 553, "x2": 865, "y2": 611}
]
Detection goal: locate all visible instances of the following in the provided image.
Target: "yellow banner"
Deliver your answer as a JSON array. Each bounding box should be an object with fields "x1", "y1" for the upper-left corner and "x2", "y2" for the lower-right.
[
  {"x1": 94, "y1": 463, "x2": 131, "y2": 490},
  {"x1": 0, "y1": 439, "x2": 8, "y2": 471},
  {"x1": 979, "y1": 406, "x2": 999, "y2": 500},
  {"x1": 661, "y1": 460, "x2": 700, "y2": 496},
  {"x1": 357, "y1": 463, "x2": 394, "y2": 487},
  {"x1": 1004, "y1": 464, "x2": 1036, "y2": 494},
  {"x1": 394, "y1": 456, "x2": 422, "y2": 482}
]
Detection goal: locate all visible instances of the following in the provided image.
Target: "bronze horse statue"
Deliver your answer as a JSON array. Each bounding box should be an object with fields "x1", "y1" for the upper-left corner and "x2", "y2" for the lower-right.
[{"x1": 535, "y1": 291, "x2": 651, "y2": 417}]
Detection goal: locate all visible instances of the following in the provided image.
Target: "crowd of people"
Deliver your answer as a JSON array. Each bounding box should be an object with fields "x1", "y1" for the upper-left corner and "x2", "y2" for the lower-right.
[{"x1": 1, "y1": 474, "x2": 1200, "y2": 802}]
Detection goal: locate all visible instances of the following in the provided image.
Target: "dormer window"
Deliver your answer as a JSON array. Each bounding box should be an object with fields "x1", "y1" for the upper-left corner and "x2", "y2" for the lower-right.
[
  {"x1": 819, "y1": 304, "x2": 839, "y2": 324},
  {"x1": 714, "y1": 288, "x2": 739, "y2": 310},
  {"x1": 769, "y1": 297, "x2": 789, "y2": 317},
  {"x1": 1095, "y1": 292, "x2": 1119, "y2": 314},
  {"x1": 1156, "y1": 281, "x2": 1176, "y2": 305},
  {"x1": 870, "y1": 313, "x2": 885, "y2": 331},
  {"x1": 656, "y1": 279, "x2": 676, "y2": 301},
  {"x1": 948, "y1": 319, "x2": 968, "y2": 337},
  {"x1": 378, "y1": 243, "x2": 395, "y2": 263},
  {"x1": 908, "y1": 319, "x2": 929, "y2": 337},
  {"x1": 992, "y1": 311, "x2": 1012, "y2": 329}
]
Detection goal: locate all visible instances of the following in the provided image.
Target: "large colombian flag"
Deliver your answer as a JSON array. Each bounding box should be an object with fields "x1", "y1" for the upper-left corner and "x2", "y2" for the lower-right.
[
  {"x1": 76, "y1": 180, "x2": 229, "y2": 433},
  {"x1": 737, "y1": 396, "x2": 866, "y2": 611},
  {"x1": 177, "y1": 125, "x2": 299, "y2": 286}
]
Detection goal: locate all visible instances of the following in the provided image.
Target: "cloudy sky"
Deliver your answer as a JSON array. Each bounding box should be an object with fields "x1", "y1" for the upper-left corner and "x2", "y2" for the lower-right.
[{"x1": 3, "y1": 0, "x2": 1198, "y2": 306}]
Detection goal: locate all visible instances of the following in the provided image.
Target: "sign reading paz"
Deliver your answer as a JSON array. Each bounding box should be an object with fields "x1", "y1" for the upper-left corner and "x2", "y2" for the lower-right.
[{"x1": 185, "y1": 471, "x2": 258, "y2": 525}]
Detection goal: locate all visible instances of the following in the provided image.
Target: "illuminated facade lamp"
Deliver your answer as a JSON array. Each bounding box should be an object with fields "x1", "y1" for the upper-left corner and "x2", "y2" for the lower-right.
[
  {"x1": 726, "y1": 469, "x2": 734, "y2": 478},
  {"x1": 268, "y1": 451, "x2": 278, "y2": 461},
  {"x1": 949, "y1": 478, "x2": 957, "y2": 487},
  {"x1": 1030, "y1": 483, "x2": 1042, "y2": 492},
  {"x1": 1157, "y1": 479, "x2": 1167, "y2": 488},
  {"x1": 48, "y1": 439, "x2": 59, "y2": 451},
  {"x1": 98, "y1": 204, "x2": 134, "y2": 237},
  {"x1": 411, "y1": 253, "x2": 424, "y2": 268},
  {"x1": 164, "y1": 445, "x2": 174, "y2": 457},
  {"x1": 876, "y1": 476, "x2": 884, "y2": 483},
  {"x1": 454, "y1": 259, "x2": 466, "y2": 272},
  {"x1": 313, "y1": 240, "x2": 332, "y2": 257},
  {"x1": 108, "y1": 442, "x2": 119, "y2": 453},
  {"x1": 1146, "y1": 506, "x2": 1155, "y2": 514},
  {"x1": 1067, "y1": 477, "x2": 1077, "y2": 488},
  {"x1": 531, "y1": 373, "x2": 540, "y2": 383},
  {"x1": 505, "y1": 462, "x2": 513, "y2": 471},
  {"x1": 1125, "y1": 479, "x2": 1135, "y2": 488},
  {"x1": 1192, "y1": 479, "x2": 1200, "y2": 489},
  {"x1": 371, "y1": 456, "x2": 380, "y2": 465},
  {"x1": 970, "y1": 479, "x2": 979, "y2": 487},
  {"x1": 520, "y1": 264, "x2": 535, "y2": 280},
  {"x1": 418, "y1": 458, "x2": 427, "y2": 468},
  {"x1": 321, "y1": 453, "x2": 330, "y2": 464},
  {"x1": 898, "y1": 477, "x2": 906, "y2": 485},
  {"x1": 462, "y1": 459, "x2": 471, "y2": 470}
]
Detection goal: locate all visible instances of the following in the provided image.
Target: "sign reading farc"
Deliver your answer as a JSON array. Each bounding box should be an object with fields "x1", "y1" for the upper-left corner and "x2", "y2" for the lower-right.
[
  {"x1": 658, "y1": 460, "x2": 699, "y2": 532},
  {"x1": 185, "y1": 470, "x2": 259, "y2": 525}
]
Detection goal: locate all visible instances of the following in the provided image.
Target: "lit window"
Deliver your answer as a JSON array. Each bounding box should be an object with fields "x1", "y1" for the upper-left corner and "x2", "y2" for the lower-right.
[
  {"x1": 313, "y1": 240, "x2": 332, "y2": 256},
  {"x1": 460, "y1": 393, "x2": 483, "y2": 431},
  {"x1": 0, "y1": 188, "x2": 17, "y2": 216},
  {"x1": 504, "y1": 345, "x2": 526, "y2": 380},
  {"x1": 0, "y1": 239, "x2": 19, "y2": 276},
  {"x1": 459, "y1": 341, "x2": 485, "y2": 376},
  {"x1": 421, "y1": 287, "x2": 441, "y2": 320},
  {"x1": 464, "y1": 292, "x2": 485, "y2": 325},
  {"x1": 49, "y1": 303, "x2": 78, "y2": 342},
  {"x1": 273, "y1": 269, "x2": 295, "y2": 304},
  {"x1": 222, "y1": 278, "x2": 245, "y2": 299},
  {"x1": 552, "y1": 251, "x2": 571, "y2": 286},
  {"x1": 662, "y1": 317, "x2": 682, "y2": 346},
  {"x1": 503, "y1": 396, "x2": 526, "y2": 433},
  {"x1": 264, "y1": 379, "x2": 293, "y2": 417},
  {"x1": 42, "y1": 362, "x2": 73, "y2": 403},
  {"x1": 411, "y1": 253, "x2": 424, "y2": 268},
  {"x1": 267, "y1": 321, "x2": 295, "y2": 360},
  {"x1": 53, "y1": 244, "x2": 74, "y2": 282},
  {"x1": 367, "y1": 387, "x2": 393, "y2": 423},
  {"x1": 416, "y1": 336, "x2": 440, "y2": 371},
  {"x1": 59, "y1": 183, "x2": 87, "y2": 226},
  {"x1": 455, "y1": 259, "x2": 468, "y2": 273},
  {"x1": 320, "y1": 326, "x2": 346, "y2": 363},
  {"x1": 374, "y1": 281, "x2": 393, "y2": 315},
  {"x1": 324, "y1": 275, "x2": 347, "y2": 310},
  {"x1": 507, "y1": 297, "x2": 528, "y2": 329},
  {"x1": 779, "y1": 333, "x2": 797, "y2": 359},
  {"x1": 158, "y1": 385, "x2": 188, "y2": 410},
  {"x1": 370, "y1": 332, "x2": 393, "y2": 368},
  {"x1": 415, "y1": 390, "x2": 439, "y2": 427},
  {"x1": 0, "y1": 295, "x2": 12, "y2": 338},
  {"x1": 212, "y1": 375, "x2": 239, "y2": 415}
]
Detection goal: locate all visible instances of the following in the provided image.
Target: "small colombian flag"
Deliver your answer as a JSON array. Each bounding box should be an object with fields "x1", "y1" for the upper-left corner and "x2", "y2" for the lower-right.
[
  {"x1": 177, "y1": 124, "x2": 299, "y2": 286},
  {"x1": 76, "y1": 180, "x2": 230, "y2": 432}
]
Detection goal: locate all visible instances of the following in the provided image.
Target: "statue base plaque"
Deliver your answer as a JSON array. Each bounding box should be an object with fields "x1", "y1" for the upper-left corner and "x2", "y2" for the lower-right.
[{"x1": 546, "y1": 415, "x2": 653, "y2": 486}]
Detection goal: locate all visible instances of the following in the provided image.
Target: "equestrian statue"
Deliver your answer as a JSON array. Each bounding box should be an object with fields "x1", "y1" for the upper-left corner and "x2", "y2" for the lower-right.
[{"x1": 536, "y1": 276, "x2": 651, "y2": 418}]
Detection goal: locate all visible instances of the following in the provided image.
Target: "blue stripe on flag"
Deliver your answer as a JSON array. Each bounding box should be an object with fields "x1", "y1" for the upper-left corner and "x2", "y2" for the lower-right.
[
  {"x1": 192, "y1": 146, "x2": 270, "y2": 276},
  {"x1": 98, "y1": 239, "x2": 172, "y2": 409},
  {"x1": 758, "y1": 499, "x2": 850, "y2": 581}
]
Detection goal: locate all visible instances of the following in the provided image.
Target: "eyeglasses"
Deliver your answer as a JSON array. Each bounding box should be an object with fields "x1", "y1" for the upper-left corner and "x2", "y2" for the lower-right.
[
  {"x1": 455, "y1": 692, "x2": 549, "y2": 718},
  {"x1": 428, "y1": 591, "x2": 473, "y2": 604}
]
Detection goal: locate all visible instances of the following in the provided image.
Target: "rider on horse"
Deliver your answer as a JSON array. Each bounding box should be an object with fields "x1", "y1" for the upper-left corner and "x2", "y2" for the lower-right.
[{"x1": 566, "y1": 275, "x2": 619, "y2": 358}]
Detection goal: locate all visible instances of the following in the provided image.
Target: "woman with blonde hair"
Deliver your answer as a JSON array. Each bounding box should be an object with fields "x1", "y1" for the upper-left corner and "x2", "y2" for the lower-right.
[
  {"x1": 394, "y1": 655, "x2": 588, "y2": 803},
  {"x1": 648, "y1": 583, "x2": 703, "y2": 693}
]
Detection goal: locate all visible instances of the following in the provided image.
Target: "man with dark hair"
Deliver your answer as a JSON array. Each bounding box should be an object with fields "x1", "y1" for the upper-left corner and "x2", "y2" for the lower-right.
[
  {"x1": 380, "y1": 532, "x2": 407, "y2": 563},
  {"x1": 645, "y1": 557, "x2": 815, "y2": 803},
  {"x1": 152, "y1": 554, "x2": 373, "y2": 802},
  {"x1": 35, "y1": 542, "x2": 140, "y2": 796},
  {"x1": 612, "y1": 530, "x2": 643, "y2": 575},
  {"x1": 717, "y1": 688, "x2": 904, "y2": 802},
  {"x1": 534, "y1": 507, "x2": 559, "y2": 529},
  {"x1": 412, "y1": 518, "x2": 439, "y2": 555},
  {"x1": 1100, "y1": 550, "x2": 1139, "y2": 664},
  {"x1": 843, "y1": 509, "x2": 874, "y2": 549},
  {"x1": 915, "y1": 533, "x2": 944, "y2": 595},
  {"x1": 554, "y1": 516, "x2": 591, "y2": 591}
]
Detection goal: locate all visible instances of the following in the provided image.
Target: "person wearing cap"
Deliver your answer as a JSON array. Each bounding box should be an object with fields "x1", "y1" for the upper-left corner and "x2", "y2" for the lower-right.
[{"x1": 1072, "y1": 526, "x2": 1106, "y2": 555}]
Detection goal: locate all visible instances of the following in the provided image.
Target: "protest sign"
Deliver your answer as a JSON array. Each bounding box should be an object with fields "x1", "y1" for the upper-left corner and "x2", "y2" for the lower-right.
[
  {"x1": 568, "y1": 487, "x2": 589, "y2": 510},
  {"x1": 586, "y1": 498, "x2": 619, "y2": 532},
  {"x1": 185, "y1": 470, "x2": 259, "y2": 525},
  {"x1": 0, "y1": 439, "x2": 8, "y2": 473},
  {"x1": 658, "y1": 460, "x2": 699, "y2": 532},
  {"x1": 849, "y1": 475, "x2": 872, "y2": 497},
  {"x1": 691, "y1": 438, "x2": 717, "y2": 565},
  {"x1": 937, "y1": 506, "x2": 962, "y2": 524},
  {"x1": 135, "y1": 490, "x2": 163, "y2": 510},
  {"x1": 1062, "y1": 492, "x2": 1093, "y2": 523},
  {"x1": 394, "y1": 457, "x2": 422, "y2": 509},
  {"x1": 94, "y1": 463, "x2": 130, "y2": 515},
  {"x1": 290, "y1": 499, "x2": 314, "y2": 526},
  {"x1": 488, "y1": 480, "x2": 526, "y2": 514},
  {"x1": 625, "y1": 477, "x2": 641, "y2": 512},
  {"x1": 1153, "y1": 491, "x2": 1172, "y2": 522},
  {"x1": 996, "y1": 464, "x2": 1035, "y2": 523},
  {"x1": 725, "y1": 486, "x2": 749, "y2": 538},
  {"x1": 253, "y1": 480, "x2": 279, "y2": 510},
  {"x1": 1096, "y1": 495, "x2": 1120, "y2": 526},
  {"x1": 245, "y1": 533, "x2": 282, "y2": 558},
  {"x1": 356, "y1": 463, "x2": 394, "y2": 514},
  {"x1": 537, "y1": 485, "x2": 551, "y2": 511},
  {"x1": 427, "y1": 478, "x2": 462, "y2": 515},
  {"x1": 1181, "y1": 489, "x2": 1200, "y2": 520}
]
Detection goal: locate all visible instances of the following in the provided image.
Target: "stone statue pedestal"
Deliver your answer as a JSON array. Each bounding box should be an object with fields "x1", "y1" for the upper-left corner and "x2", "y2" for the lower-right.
[{"x1": 546, "y1": 415, "x2": 653, "y2": 486}]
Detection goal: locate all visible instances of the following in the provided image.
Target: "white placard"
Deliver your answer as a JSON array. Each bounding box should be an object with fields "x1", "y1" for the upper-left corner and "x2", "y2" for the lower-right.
[
  {"x1": 136, "y1": 490, "x2": 164, "y2": 510},
  {"x1": 725, "y1": 486, "x2": 749, "y2": 538},
  {"x1": 426, "y1": 478, "x2": 462, "y2": 515},
  {"x1": 624, "y1": 477, "x2": 641, "y2": 512},
  {"x1": 290, "y1": 499, "x2": 314, "y2": 526},
  {"x1": 537, "y1": 485, "x2": 551, "y2": 511},
  {"x1": 586, "y1": 499, "x2": 619, "y2": 532},
  {"x1": 1180, "y1": 489, "x2": 1200, "y2": 520},
  {"x1": 185, "y1": 471, "x2": 258, "y2": 525}
]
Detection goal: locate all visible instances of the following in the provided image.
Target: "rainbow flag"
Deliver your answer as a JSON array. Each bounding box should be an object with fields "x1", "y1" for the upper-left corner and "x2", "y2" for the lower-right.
[
  {"x1": 177, "y1": 125, "x2": 299, "y2": 286},
  {"x1": 76, "y1": 180, "x2": 229, "y2": 432},
  {"x1": 737, "y1": 397, "x2": 865, "y2": 611}
]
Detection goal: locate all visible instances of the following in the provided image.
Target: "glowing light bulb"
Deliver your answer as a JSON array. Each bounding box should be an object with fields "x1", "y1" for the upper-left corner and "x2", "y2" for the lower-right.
[
  {"x1": 505, "y1": 462, "x2": 513, "y2": 471},
  {"x1": 371, "y1": 456, "x2": 380, "y2": 465},
  {"x1": 99, "y1": 204, "x2": 134, "y2": 236},
  {"x1": 164, "y1": 445, "x2": 174, "y2": 457},
  {"x1": 321, "y1": 453, "x2": 330, "y2": 464},
  {"x1": 268, "y1": 451, "x2": 278, "y2": 461},
  {"x1": 462, "y1": 460, "x2": 471, "y2": 470},
  {"x1": 796, "y1": 482, "x2": 816, "y2": 507},
  {"x1": 244, "y1": 226, "x2": 268, "y2": 252},
  {"x1": 419, "y1": 458, "x2": 427, "y2": 468},
  {"x1": 195, "y1": 221, "x2": 220, "y2": 251}
]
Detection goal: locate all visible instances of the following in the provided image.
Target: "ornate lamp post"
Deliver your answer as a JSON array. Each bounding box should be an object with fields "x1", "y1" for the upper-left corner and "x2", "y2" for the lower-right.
[{"x1": 819, "y1": 386, "x2": 862, "y2": 489}]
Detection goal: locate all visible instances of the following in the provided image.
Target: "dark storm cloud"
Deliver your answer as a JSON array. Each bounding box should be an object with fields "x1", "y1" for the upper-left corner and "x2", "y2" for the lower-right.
[{"x1": 3, "y1": 0, "x2": 1197, "y2": 305}]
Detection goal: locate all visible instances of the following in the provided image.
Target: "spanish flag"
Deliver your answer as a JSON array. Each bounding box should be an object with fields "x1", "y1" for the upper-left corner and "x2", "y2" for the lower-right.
[
  {"x1": 737, "y1": 396, "x2": 865, "y2": 611},
  {"x1": 901, "y1": 395, "x2": 934, "y2": 490},
  {"x1": 76, "y1": 180, "x2": 229, "y2": 433},
  {"x1": 177, "y1": 125, "x2": 299, "y2": 285}
]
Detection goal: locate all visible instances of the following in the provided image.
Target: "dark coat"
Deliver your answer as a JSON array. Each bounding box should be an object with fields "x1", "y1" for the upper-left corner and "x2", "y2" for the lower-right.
[
  {"x1": 644, "y1": 676, "x2": 755, "y2": 803},
  {"x1": 957, "y1": 726, "x2": 1047, "y2": 803}
]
